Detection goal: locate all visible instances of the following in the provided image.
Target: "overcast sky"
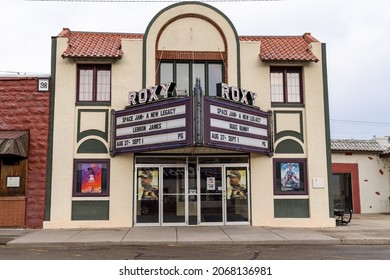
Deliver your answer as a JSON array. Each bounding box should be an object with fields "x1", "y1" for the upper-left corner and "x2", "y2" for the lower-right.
[{"x1": 1, "y1": 0, "x2": 390, "y2": 140}]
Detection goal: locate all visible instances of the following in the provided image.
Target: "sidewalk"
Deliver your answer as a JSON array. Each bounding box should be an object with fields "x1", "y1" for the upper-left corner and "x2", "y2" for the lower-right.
[{"x1": 2, "y1": 214, "x2": 390, "y2": 247}]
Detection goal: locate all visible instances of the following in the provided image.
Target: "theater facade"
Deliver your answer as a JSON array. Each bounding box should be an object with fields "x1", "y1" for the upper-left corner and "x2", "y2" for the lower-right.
[{"x1": 46, "y1": 2, "x2": 334, "y2": 228}]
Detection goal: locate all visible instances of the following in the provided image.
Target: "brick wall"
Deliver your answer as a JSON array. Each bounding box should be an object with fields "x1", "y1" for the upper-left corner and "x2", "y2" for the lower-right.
[
  {"x1": 0, "y1": 77, "x2": 50, "y2": 228},
  {"x1": 0, "y1": 197, "x2": 26, "y2": 227}
]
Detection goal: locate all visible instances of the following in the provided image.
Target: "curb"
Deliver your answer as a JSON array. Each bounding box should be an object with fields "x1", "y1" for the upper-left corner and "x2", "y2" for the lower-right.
[
  {"x1": 5, "y1": 238, "x2": 390, "y2": 247},
  {"x1": 4, "y1": 239, "x2": 346, "y2": 247},
  {"x1": 340, "y1": 239, "x2": 390, "y2": 245}
]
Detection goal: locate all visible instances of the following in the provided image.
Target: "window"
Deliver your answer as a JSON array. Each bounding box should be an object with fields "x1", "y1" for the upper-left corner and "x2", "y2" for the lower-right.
[
  {"x1": 208, "y1": 63, "x2": 223, "y2": 96},
  {"x1": 159, "y1": 61, "x2": 223, "y2": 96},
  {"x1": 73, "y1": 159, "x2": 110, "y2": 197},
  {"x1": 270, "y1": 67, "x2": 303, "y2": 105},
  {"x1": 77, "y1": 65, "x2": 111, "y2": 104},
  {"x1": 273, "y1": 158, "x2": 307, "y2": 195}
]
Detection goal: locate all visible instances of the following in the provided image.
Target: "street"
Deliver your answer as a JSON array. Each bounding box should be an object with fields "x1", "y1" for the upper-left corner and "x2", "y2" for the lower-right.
[{"x1": 1, "y1": 244, "x2": 390, "y2": 260}]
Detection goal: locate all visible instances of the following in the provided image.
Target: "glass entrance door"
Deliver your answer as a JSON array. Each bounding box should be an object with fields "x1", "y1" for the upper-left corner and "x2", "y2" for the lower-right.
[
  {"x1": 199, "y1": 166, "x2": 223, "y2": 223},
  {"x1": 134, "y1": 164, "x2": 187, "y2": 226},
  {"x1": 198, "y1": 165, "x2": 250, "y2": 225},
  {"x1": 162, "y1": 166, "x2": 186, "y2": 225},
  {"x1": 134, "y1": 159, "x2": 249, "y2": 226},
  {"x1": 225, "y1": 166, "x2": 249, "y2": 223},
  {"x1": 135, "y1": 166, "x2": 160, "y2": 224}
]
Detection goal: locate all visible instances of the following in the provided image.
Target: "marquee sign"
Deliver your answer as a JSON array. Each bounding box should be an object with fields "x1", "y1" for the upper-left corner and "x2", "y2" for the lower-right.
[
  {"x1": 112, "y1": 97, "x2": 193, "y2": 154},
  {"x1": 111, "y1": 83, "x2": 271, "y2": 155},
  {"x1": 203, "y1": 96, "x2": 270, "y2": 153}
]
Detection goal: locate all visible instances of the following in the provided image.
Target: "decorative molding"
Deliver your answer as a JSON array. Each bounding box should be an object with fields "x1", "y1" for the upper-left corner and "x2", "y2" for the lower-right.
[
  {"x1": 77, "y1": 139, "x2": 108, "y2": 154},
  {"x1": 77, "y1": 109, "x2": 109, "y2": 143},
  {"x1": 275, "y1": 139, "x2": 304, "y2": 154},
  {"x1": 273, "y1": 110, "x2": 304, "y2": 143}
]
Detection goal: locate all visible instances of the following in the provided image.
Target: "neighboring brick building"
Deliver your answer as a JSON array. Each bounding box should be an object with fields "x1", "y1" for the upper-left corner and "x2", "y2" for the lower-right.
[{"x1": 0, "y1": 75, "x2": 50, "y2": 228}]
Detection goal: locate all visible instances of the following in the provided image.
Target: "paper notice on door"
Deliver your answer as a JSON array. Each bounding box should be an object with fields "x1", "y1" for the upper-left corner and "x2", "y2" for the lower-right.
[{"x1": 207, "y1": 177, "x2": 216, "y2": 190}]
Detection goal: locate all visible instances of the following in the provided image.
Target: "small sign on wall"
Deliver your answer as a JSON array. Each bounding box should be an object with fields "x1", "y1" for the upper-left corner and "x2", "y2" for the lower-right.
[
  {"x1": 207, "y1": 177, "x2": 216, "y2": 190},
  {"x1": 38, "y1": 78, "x2": 49, "y2": 92},
  {"x1": 7, "y1": 176, "x2": 21, "y2": 188},
  {"x1": 312, "y1": 177, "x2": 325, "y2": 189}
]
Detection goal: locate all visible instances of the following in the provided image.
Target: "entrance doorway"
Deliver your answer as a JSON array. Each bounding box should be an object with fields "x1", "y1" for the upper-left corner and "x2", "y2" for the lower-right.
[
  {"x1": 332, "y1": 163, "x2": 361, "y2": 214},
  {"x1": 162, "y1": 166, "x2": 186, "y2": 225},
  {"x1": 198, "y1": 165, "x2": 249, "y2": 225},
  {"x1": 332, "y1": 173, "x2": 353, "y2": 210},
  {"x1": 134, "y1": 156, "x2": 250, "y2": 226},
  {"x1": 135, "y1": 164, "x2": 187, "y2": 226}
]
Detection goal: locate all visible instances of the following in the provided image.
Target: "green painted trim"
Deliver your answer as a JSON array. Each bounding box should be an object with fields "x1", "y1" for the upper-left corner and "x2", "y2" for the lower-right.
[
  {"x1": 274, "y1": 111, "x2": 304, "y2": 142},
  {"x1": 274, "y1": 199, "x2": 309, "y2": 218},
  {"x1": 71, "y1": 201, "x2": 109, "y2": 220},
  {"x1": 142, "y1": 1, "x2": 241, "y2": 88},
  {"x1": 75, "y1": 102, "x2": 111, "y2": 107},
  {"x1": 275, "y1": 131, "x2": 303, "y2": 142},
  {"x1": 77, "y1": 109, "x2": 109, "y2": 142},
  {"x1": 44, "y1": 36, "x2": 57, "y2": 221},
  {"x1": 271, "y1": 104, "x2": 305, "y2": 109},
  {"x1": 275, "y1": 139, "x2": 304, "y2": 154},
  {"x1": 321, "y1": 43, "x2": 334, "y2": 218},
  {"x1": 78, "y1": 129, "x2": 107, "y2": 143},
  {"x1": 77, "y1": 139, "x2": 108, "y2": 154}
]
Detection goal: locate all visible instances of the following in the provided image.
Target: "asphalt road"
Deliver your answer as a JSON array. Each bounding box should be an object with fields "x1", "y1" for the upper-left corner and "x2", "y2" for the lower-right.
[{"x1": 1, "y1": 244, "x2": 390, "y2": 260}]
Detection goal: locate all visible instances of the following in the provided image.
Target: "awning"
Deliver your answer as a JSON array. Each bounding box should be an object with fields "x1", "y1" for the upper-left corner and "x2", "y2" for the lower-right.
[{"x1": 0, "y1": 131, "x2": 29, "y2": 158}]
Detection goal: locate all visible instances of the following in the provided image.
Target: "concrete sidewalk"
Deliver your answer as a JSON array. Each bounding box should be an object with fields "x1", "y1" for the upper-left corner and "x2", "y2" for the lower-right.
[{"x1": 2, "y1": 214, "x2": 390, "y2": 247}]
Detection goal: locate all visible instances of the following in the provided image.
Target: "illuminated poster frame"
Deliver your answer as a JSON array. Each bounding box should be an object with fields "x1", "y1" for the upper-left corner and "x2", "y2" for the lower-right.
[
  {"x1": 73, "y1": 159, "x2": 110, "y2": 197},
  {"x1": 273, "y1": 158, "x2": 308, "y2": 195},
  {"x1": 112, "y1": 97, "x2": 193, "y2": 154}
]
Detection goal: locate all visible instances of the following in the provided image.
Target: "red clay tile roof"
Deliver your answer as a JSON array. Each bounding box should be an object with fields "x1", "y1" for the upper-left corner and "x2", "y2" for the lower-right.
[
  {"x1": 59, "y1": 28, "x2": 319, "y2": 62},
  {"x1": 240, "y1": 33, "x2": 319, "y2": 62},
  {"x1": 59, "y1": 28, "x2": 143, "y2": 59}
]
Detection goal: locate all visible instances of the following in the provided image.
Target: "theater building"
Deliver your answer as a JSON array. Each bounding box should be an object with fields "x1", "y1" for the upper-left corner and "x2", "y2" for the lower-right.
[{"x1": 45, "y1": 2, "x2": 334, "y2": 228}]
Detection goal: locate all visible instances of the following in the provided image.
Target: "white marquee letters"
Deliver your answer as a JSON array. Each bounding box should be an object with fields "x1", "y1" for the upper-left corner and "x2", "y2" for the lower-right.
[{"x1": 216, "y1": 83, "x2": 257, "y2": 106}]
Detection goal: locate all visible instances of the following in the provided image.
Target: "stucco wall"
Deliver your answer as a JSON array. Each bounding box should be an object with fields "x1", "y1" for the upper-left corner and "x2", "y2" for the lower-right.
[
  {"x1": 144, "y1": 3, "x2": 239, "y2": 87},
  {"x1": 45, "y1": 36, "x2": 142, "y2": 228},
  {"x1": 332, "y1": 153, "x2": 390, "y2": 213},
  {"x1": 245, "y1": 40, "x2": 333, "y2": 227}
]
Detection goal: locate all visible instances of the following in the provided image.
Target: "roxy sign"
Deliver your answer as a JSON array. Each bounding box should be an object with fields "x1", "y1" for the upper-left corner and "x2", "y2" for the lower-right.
[
  {"x1": 128, "y1": 82, "x2": 258, "y2": 107},
  {"x1": 127, "y1": 83, "x2": 176, "y2": 106},
  {"x1": 216, "y1": 83, "x2": 257, "y2": 106}
]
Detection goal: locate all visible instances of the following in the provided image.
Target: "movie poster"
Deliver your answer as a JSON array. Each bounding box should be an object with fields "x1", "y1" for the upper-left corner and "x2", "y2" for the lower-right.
[
  {"x1": 226, "y1": 168, "x2": 247, "y2": 200},
  {"x1": 280, "y1": 162, "x2": 301, "y2": 191},
  {"x1": 137, "y1": 168, "x2": 159, "y2": 200},
  {"x1": 81, "y1": 163, "x2": 103, "y2": 193}
]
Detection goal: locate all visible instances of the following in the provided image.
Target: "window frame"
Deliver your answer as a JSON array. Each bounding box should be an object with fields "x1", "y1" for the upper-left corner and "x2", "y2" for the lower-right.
[
  {"x1": 158, "y1": 60, "x2": 224, "y2": 96},
  {"x1": 273, "y1": 158, "x2": 308, "y2": 195},
  {"x1": 76, "y1": 64, "x2": 112, "y2": 106},
  {"x1": 73, "y1": 159, "x2": 110, "y2": 197},
  {"x1": 270, "y1": 67, "x2": 303, "y2": 106}
]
